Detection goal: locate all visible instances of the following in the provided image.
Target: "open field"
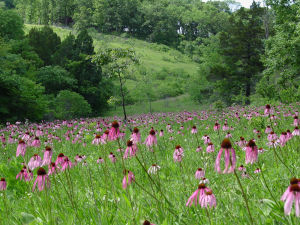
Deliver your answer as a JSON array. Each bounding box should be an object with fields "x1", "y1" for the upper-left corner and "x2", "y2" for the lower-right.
[{"x1": 1, "y1": 103, "x2": 300, "y2": 224}]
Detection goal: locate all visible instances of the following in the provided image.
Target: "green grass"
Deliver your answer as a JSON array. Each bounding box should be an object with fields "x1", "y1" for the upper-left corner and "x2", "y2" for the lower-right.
[{"x1": 105, "y1": 94, "x2": 207, "y2": 117}]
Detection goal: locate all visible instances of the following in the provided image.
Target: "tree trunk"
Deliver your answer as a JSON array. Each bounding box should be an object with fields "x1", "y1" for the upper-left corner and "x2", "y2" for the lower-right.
[{"x1": 118, "y1": 73, "x2": 127, "y2": 120}]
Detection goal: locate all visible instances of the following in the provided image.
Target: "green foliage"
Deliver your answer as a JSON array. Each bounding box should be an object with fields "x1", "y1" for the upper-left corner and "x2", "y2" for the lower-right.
[
  {"x1": 36, "y1": 65, "x2": 77, "y2": 95},
  {"x1": 54, "y1": 90, "x2": 92, "y2": 119},
  {"x1": 0, "y1": 8, "x2": 24, "y2": 40},
  {"x1": 27, "y1": 26, "x2": 61, "y2": 66}
]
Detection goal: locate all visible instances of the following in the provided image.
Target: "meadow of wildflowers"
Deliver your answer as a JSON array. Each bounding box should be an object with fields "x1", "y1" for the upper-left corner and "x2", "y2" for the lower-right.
[{"x1": 1, "y1": 103, "x2": 300, "y2": 224}]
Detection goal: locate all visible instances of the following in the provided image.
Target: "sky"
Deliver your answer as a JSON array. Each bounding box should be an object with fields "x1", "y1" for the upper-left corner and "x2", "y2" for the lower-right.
[{"x1": 237, "y1": 0, "x2": 255, "y2": 8}]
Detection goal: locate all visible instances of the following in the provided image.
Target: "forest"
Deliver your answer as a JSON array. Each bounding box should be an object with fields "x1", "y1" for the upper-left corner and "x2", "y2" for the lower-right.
[{"x1": 0, "y1": 0, "x2": 299, "y2": 122}]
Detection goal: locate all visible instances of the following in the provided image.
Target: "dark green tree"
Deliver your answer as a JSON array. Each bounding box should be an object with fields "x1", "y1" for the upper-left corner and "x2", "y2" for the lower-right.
[
  {"x1": 209, "y1": 2, "x2": 265, "y2": 105},
  {"x1": 27, "y1": 26, "x2": 61, "y2": 66},
  {"x1": 0, "y1": 8, "x2": 24, "y2": 40}
]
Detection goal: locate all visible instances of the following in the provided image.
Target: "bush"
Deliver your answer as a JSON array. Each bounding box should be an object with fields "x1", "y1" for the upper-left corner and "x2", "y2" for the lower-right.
[{"x1": 54, "y1": 90, "x2": 92, "y2": 119}]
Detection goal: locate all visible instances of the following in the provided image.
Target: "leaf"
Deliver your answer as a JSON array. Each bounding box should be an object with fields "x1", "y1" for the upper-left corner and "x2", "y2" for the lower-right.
[{"x1": 21, "y1": 212, "x2": 36, "y2": 224}]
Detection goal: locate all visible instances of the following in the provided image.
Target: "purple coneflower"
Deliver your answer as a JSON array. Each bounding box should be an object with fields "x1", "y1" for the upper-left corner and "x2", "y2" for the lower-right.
[
  {"x1": 48, "y1": 162, "x2": 60, "y2": 175},
  {"x1": 215, "y1": 139, "x2": 236, "y2": 174},
  {"x1": 159, "y1": 129, "x2": 164, "y2": 137},
  {"x1": 42, "y1": 146, "x2": 53, "y2": 166},
  {"x1": 108, "y1": 121, "x2": 120, "y2": 141},
  {"x1": 265, "y1": 126, "x2": 272, "y2": 134},
  {"x1": 245, "y1": 140, "x2": 258, "y2": 164},
  {"x1": 206, "y1": 142, "x2": 214, "y2": 153},
  {"x1": 61, "y1": 157, "x2": 73, "y2": 171},
  {"x1": 0, "y1": 178, "x2": 7, "y2": 190},
  {"x1": 199, "y1": 177, "x2": 209, "y2": 184},
  {"x1": 143, "y1": 129, "x2": 157, "y2": 147},
  {"x1": 28, "y1": 153, "x2": 42, "y2": 170},
  {"x1": 196, "y1": 146, "x2": 202, "y2": 152},
  {"x1": 31, "y1": 137, "x2": 41, "y2": 148},
  {"x1": 148, "y1": 164, "x2": 160, "y2": 174},
  {"x1": 122, "y1": 170, "x2": 135, "y2": 189},
  {"x1": 55, "y1": 153, "x2": 65, "y2": 166},
  {"x1": 97, "y1": 157, "x2": 104, "y2": 163},
  {"x1": 214, "y1": 123, "x2": 220, "y2": 131},
  {"x1": 16, "y1": 140, "x2": 26, "y2": 157},
  {"x1": 225, "y1": 132, "x2": 232, "y2": 138},
  {"x1": 131, "y1": 127, "x2": 141, "y2": 143},
  {"x1": 254, "y1": 168, "x2": 261, "y2": 173},
  {"x1": 143, "y1": 220, "x2": 156, "y2": 225},
  {"x1": 280, "y1": 178, "x2": 300, "y2": 216},
  {"x1": 292, "y1": 126, "x2": 300, "y2": 136},
  {"x1": 199, "y1": 190, "x2": 217, "y2": 209},
  {"x1": 186, "y1": 184, "x2": 212, "y2": 207},
  {"x1": 267, "y1": 131, "x2": 278, "y2": 141},
  {"x1": 238, "y1": 165, "x2": 246, "y2": 172},
  {"x1": 32, "y1": 168, "x2": 50, "y2": 191},
  {"x1": 16, "y1": 169, "x2": 30, "y2": 181},
  {"x1": 195, "y1": 168, "x2": 205, "y2": 179},
  {"x1": 264, "y1": 104, "x2": 271, "y2": 115},
  {"x1": 92, "y1": 135, "x2": 106, "y2": 145},
  {"x1": 191, "y1": 125, "x2": 198, "y2": 134},
  {"x1": 123, "y1": 140, "x2": 138, "y2": 159}
]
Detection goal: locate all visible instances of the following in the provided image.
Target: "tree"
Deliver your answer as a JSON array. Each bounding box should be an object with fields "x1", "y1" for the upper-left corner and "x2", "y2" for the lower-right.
[
  {"x1": 0, "y1": 8, "x2": 24, "y2": 40},
  {"x1": 36, "y1": 65, "x2": 77, "y2": 95},
  {"x1": 27, "y1": 26, "x2": 61, "y2": 66},
  {"x1": 91, "y1": 48, "x2": 139, "y2": 120},
  {"x1": 54, "y1": 90, "x2": 92, "y2": 119},
  {"x1": 209, "y1": 2, "x2": 265, "y2": 105}
]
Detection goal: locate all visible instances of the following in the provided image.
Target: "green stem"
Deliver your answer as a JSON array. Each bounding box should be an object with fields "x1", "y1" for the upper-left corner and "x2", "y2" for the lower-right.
[{"x1": 3, "y1": 190, "x2": 9, "y2": 221}]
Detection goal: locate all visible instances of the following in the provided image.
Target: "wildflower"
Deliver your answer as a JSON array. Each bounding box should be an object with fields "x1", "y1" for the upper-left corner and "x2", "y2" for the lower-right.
[
  {"x1": 241, "y1": 172, "x2": 251, "y2": 179},
  {"x1": 61, "y1": 157, "x2": 73, "y2": 171},
  {"x1": 199, "y1": 190, "x2": 217, "y2": 209},
  {"x1": 16, "y1": 169, "x2": 30, "y2": 181},
  {"x1": 206, "y1": 143, "x2": 214, "y2": 153},
  {"x1": 48, "y1": 162, "x2": 60, "y2": 175},
  {"x1": 287, "y1": 130, "x2": 292, "y2": 140},
  {"x1": 131, "y1": 127, "x2": 141, "y2": 143},
  {"x1": 92, "y1": 135, "x2": 106, "y2": 145},
  {"x1": 186, "y1": 184, "x2": 212, "y2": 206},
  {"x1": 55, "y1": 153, "x2": 65, "y2": 166},
  {"x1": 238, "y1": 137, "x2": 247, "y2": 148},
  {"x1": 264, "y1": 104, "x2": 271, "y2": 115},
  {"x1": 199, "y1": 178, "x2": 209, "y2": 184},
  {"x1": 173, "y1": 145, "x2": 184, "y2": 162},
  {"x1": 110, "y1": 154, "x2": 117, "y2": 163},
  {"x1": 254, "y1": 168, "x2": 261, "y2": 173},
  {"x1": 215, "y1": 139, "x2": 236, "y2": 174},
  {"x1": 195, "y1": 168, "x2": 205, "y2": 179},
  {"x1": 222, "y1": 123, "x2": 229, "y2": 131},
  {"x1": 267, "y1": 132, "x2": 278, "y2": 141},
  {"x1": 42, "y1": 146, "x2": 53, "y2": 166},
  {"x1": 279, "y1": 132, "x2": 288, "y2": 147},
  {"x1": 123, "y1": 140, "x2": 138, "y2": 159},
  {"x1": 148, "y1": 164, "x2": 160, "y2": 174},
  {"x1": 159, "y1": 129, "x2": 164, "y2": 137},
  {"x1": 28, "y1": 154, "x2": 42, "y2": 170},
  {"x1": 196, "y1": 146, "x2": 202, "y2": 152},
  {"x1": 266, "y1": 140, "x2": 280, "y2": 148},
  {"x1": 280, "y1": 178, "x2": 300, "y2": 216},
  {"x1": 265, "y1": 126, "x2": 272, "y2": 134},
  {"x1": 191, "y1": 125, "x2": 198, "y2": 134},
  {"x1": 16, "y1": 140, "x2": 26, "y2": 157},
  {"x1": 143, "y1": 220, "x2": 156, "y2": 225},
  {"x1": 143, "y1": 129, "x2": 157, "y2": 147},
  {"x1": 97, "y1": 157, "x2": 104, "y2": 163},
  {"x1": 0, "y1": 178, "x2": 7, "y2": 190},
  {"x1": 32, "y1": 168, "x2": 51, "y2": 192},
  {"x1": 122, "y1": 170, "x2": 135, "y2": 189},
  {"x1": 238, "y1": 165, "x2": 246, "y2": 171},
  {"x1": 31, "y1": 137, "x2": 41, "y2": 148},
  {"x1": 292, "y1": 126, "x2": 300, "y2": 136},
  {"x1": 225, "y1": 132, "x2": 232, "y2": 138},
  {"x1": 214, "y1": 123, "x2": 220, "y2": 131},
  {"x1": 258, "y1": 148, "x2": 267, "y2": 153},
  {"x1": 293, "y1": 116, "x2": 299, "y2": 126},
  {"x1": 108, "y1": 121, "x2": 120, "y2": 141},
  {"x1": 169, "y1": 136, "x2": 174, "y2": 140},
  {"x1": 245, "y1": 140, "x2": 258, "y2": 164}
]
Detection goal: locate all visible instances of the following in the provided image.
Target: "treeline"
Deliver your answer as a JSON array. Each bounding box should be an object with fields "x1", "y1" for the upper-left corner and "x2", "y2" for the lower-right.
[{"x1": 0, "y1": 8, "x2": 114, "y2": 123}]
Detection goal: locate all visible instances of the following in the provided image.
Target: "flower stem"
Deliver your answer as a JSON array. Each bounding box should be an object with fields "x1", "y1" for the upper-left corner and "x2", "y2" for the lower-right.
[
  {"x1": 233, "y1": 169, "x2": 254, "y2": 225},
  {"x1": 88, "y1": 166, "x2": 102, "y2": 225},
  {"x1": 3, "y1": 190, "x2": 9, "y2": 221}
]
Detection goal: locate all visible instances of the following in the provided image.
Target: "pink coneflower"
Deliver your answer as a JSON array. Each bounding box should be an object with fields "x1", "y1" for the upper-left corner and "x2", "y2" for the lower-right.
[
  {"x1": 245, "y1": 140, "x2": 258, "y2": 164},
  {"x1": 16, "y1": 140, "x2": 26, "y2": 157},
  {"x1": 196, "y1": 146, "x2": 202, "y2": 152},
  {"x1": 254, "y1": 168, "x2": 261, "y2": 173},
  {"x1": 267, "y1": 140, "x2": 280, "y2": 148},
  {"x1": 148, "y1": 164, "x2": 161, "y2": 174},
  {"x1": 267, "y1": 131, "x2": 278, "y2": 141},
  {"x1": 131, "y1": 127, "x2": 141, "y2": 143},
  {"x1": 124, "y1": 140, "x2": 138, "y2": 159},
  {"x1": 258, "y1": 148, "x2": 267, "y2": 153},
  {"x1": 0, "y1": 178, "x2": 7, "y2": 190},
  {"x1": 143, "y1": 129, "x2": 157, "y2": 147},
  {"x1": 215, "y1": 139, "x2": 236, "y2": 174},
  {"x1": 110, "y1": 154, "x2": 117, "y2": 163},
  {"x1": 169, "y1": 136, "x2": 174, "y2": 140},
  {"x1": 41, "y1": 146, "x2": 53, "y2": 166},
  {"x1": 293, "y1": 126, "x2": 300, "y2": 136},
  {"x1": 173, "y1": 145, "x2": 184, "y2": 160},
  {"x1": 287, "y1": 130, "x2": 292, "y2": 140},
  {"x1": 102, "y1": 130, "x2": 109, "y2": 141},
  {"x1": 143, "y1": 220, "x2": 156, "y2": 225},
  {"x1": 48, "y1": 162, "x2": 60, "y2": 175},
  {"x1": 264, "y1": 104, "x2": 271, "y2": 115},
  {"x1": 28, "y1": 153, "x2": 42, "y2": 170},
  {"x1": 92, "y1": 135, "x2": 106, "y2": 145},
  {"x1": 238, "y1": 137, "x2": 247, "y2": 148},
  {"x1": 281, "y1": 178, "x2": 300, "y2": 216},
  {"x1": 191, "y1": 125, "x2": 198, "y2": 134},
  {"x1": 241, "y1": 172, "x2": 251, "y2": 179},
  {"x1": 159, "y1": 129, "x2": 164, "y2": 137},
  {"x1": 199, "y1": 177, "x2": 209, "y2": 184},
  {"x1": 195, "y1": 168, "x2": 205, "y2": 179},
  {"x1": 214, "y1": 123, "x2": 220, "y2": 131},
  {"x1": 293, "y1": 116, "x2": 299, "y2": 126},
  {"x1": 32, "y1": 168, "x2": 50, "y2": 192},
  {"x1": 238, "y1": 165, "x2": 246, "y2": 171},
  {"x1": 206, "y1": 143, "x2": 214, "y2": 153},
  {"x1": 186, "y1": 184, "x2": 212, "y2": 207},
  {"x1": 265, "y1": 126, "x2": 272, "y2": 134},
  {"x1": 97, "y1": 157, "x2": 104, "y2": 163},
  {"x1": 225, "y1": 132, "x2": 232, "y2": 138},
  {"x1": 199, "y1": 190, "x2": 217, "y2": 209},
  {"x1": 55, "y1": 153, "x2": 65, "y2": 166},
  {"x1": 222, "y1": 123, "x2": 229, "y2": 131},
  {"x1": 22, "y1": 132, "x2": 30, "y2": 141},
  {"x1": 279, "y1": 132, "x2": 288, "y2": 147},
  {"x1": 108, "y1": 121, "x2": 120, "y2": 141},
  {"x1": 61, "y1": 157, "x2": 73, "y2": 171},
  {"x1": 122, "y1": 170, "x2": 135, "y2": 189},
  {"x1": 16, "y1": 169, "x2": 30, "y2": 181},
  {"x1": 31, "y1": 137, "x2": 41, "y2": 148}
]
